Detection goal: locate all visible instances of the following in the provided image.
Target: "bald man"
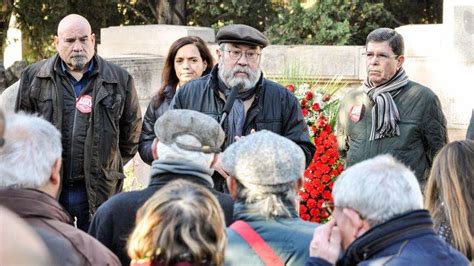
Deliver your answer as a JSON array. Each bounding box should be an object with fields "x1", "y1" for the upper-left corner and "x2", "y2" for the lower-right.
[{"x1": 15, "y1": 14, "x2": 142, "y2": 231}]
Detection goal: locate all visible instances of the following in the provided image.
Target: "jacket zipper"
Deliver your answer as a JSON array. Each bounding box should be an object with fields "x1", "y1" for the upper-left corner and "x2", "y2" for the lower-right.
[{"x1": 69, "y1": 87, "x2": 78, "y2": 180}]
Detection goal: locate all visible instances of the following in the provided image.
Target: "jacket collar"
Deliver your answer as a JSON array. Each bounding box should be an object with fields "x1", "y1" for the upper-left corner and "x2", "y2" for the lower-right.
[
  {"x1": 232, "y1": 200, "x2": 300, "y2": 222},
  {"x1": 148, "y1": 172, "x2": 213, "y2": 189},
  {"x1": 0, "y1": 188, "x2": 73, "y2": 224},
  {"x1": 341, "y1": 209, "x2": 435, "y2": 265}
]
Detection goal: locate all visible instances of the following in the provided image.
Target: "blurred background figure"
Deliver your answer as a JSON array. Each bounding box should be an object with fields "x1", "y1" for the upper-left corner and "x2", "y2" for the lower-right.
[
  {"x1": 0, "y1": 206, "x2": 53, "y2": 266},
  {"x1": 139, "y1": 36, "x2": 215, "y2": 165},
  {"x1": 425, "y1": 140, "x2": 474, "y2": 261},
  {"x1": 128, "y1": 179, "x2": 227, "y2": 266},
  {"x1": 222, "y1": 130, "x2": 317, "y2": 265}
]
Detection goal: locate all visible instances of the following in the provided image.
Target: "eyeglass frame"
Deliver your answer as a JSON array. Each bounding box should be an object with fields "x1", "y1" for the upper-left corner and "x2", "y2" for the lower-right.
[
  {"x1": 223, "y1": 49, "x2": 262, "y2": 62},
  {"x1": 322, "y1": 201, "x2": 367, "y2": 220},
  {"x1": 362, "y1": 51, "x2": 399, "y2": 62}
]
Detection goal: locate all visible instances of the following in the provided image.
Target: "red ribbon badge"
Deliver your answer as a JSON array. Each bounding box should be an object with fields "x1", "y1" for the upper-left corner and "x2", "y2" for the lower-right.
[
  {"x1": 76, "y1": 95, "x2": 92, "y2": 114},
  {"x1": 349, "y1": 104, "x2": 364, "y2": 123}
]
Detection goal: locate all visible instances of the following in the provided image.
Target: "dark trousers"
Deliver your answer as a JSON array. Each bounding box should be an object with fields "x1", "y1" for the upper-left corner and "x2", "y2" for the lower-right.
[{"x1": 59, "y1": 181, "x2": 90, "y2": 232}]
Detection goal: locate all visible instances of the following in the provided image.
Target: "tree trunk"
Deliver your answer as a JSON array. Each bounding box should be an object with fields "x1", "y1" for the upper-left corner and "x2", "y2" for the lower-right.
[{"x1": 156, "y1": 0, "x2": 186, "y2": 25}]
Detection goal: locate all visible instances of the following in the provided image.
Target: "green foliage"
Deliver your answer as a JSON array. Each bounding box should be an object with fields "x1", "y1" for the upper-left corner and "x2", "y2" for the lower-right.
[
  {"x1": 186, "y1": 0, "x2": 283, "y2": 32},
  {"x1": 267, "y1": 0, "x2": 396, "y2": 45},
  {"x1": 12, "y1": 0, "x2": 140, "y2": 62}
]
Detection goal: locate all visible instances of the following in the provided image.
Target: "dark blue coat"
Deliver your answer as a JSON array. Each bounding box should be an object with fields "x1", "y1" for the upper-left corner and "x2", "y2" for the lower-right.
[{"x1": 306, "y1": 210, "x2": 469, "y2": 266}]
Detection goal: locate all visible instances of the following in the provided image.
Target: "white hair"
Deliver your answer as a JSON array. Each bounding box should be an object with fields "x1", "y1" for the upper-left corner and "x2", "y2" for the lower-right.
[
  {"x1": 0, "y1": 113, "x2": 62, "y2": 189},
  {"x1": 157, "y1": 135, "x2": 214, "y2": 169},
  {"x1": 333, "y1": 154, "x2": 423, "y2": 226}
]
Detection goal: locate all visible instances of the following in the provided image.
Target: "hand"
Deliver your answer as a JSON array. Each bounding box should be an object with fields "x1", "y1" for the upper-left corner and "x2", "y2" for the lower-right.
[
  {"x1": 309, "y1": 219, "x2": 342, "y2": 264},
  {"x1": 212, "y1": 153, "x2": 231, "y2": 179},
  {"x1": 233, "y1": 129, "x2": 256, "y2": 142}
]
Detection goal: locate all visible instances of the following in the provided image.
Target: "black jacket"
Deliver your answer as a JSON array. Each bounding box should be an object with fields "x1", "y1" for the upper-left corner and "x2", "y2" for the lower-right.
[
  {"x1": 15, "y1": 54, "x2": 142, "y2": 214},
  {"x1": 171, "y1": 65, "x2": 315, "y2": 166},
  {"x1": 138, "y1": 86, "x2": 173, "y2": 165},
  {"x1": 88, "y1": 171, "x2": 234, "y2": 266},
  {"x1": 306, "y1": 210, "x2": 469, "y2": 266},
  {"x1": 337, "y1": 81, "x2": 447, "y2": 184}
]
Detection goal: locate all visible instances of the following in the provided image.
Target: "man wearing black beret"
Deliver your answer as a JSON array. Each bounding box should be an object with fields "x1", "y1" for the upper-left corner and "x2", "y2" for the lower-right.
[{"x1": 171, "y1": 24, "x2": 315, "y2": 191}]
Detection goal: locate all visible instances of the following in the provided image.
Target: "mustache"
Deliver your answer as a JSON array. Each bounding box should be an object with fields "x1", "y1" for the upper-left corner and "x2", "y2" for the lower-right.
[{"x1": 231, "y1": 66, "x2": 251, "y2": 76}]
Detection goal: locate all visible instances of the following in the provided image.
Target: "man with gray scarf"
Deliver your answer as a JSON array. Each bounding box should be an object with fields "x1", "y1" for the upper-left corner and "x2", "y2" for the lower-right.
[
  {"x1": 88, "y1": 109, "x2": 234, "y2": 265},
  {"x1": 171, "y1": 24, "x2": 315, "y2": 191},
  {"x1": 337, "y1": 28, "x2": 447, "y2": 185},
  {"x1": 222, "y1": 130, "x2": 318, "y2": 265}
]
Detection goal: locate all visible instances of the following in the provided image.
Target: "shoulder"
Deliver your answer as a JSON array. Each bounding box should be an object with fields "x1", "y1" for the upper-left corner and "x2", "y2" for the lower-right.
[
  {"x1": 403, "y1": 80, "x2": 438, "y2": 99},
  {"x1": 96, "y1": 56, "x2": 133, "y2": 82},
  {"x1": 94, "y1": 189, "x2": 149, "y2": 218},
  {"x1": 176, "y1": 75, "x2": 211, "y2": 96}
]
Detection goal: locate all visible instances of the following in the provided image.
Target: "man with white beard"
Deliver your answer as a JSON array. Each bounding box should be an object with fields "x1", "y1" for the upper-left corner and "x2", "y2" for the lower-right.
[{"x1": 171, "y1": 24, "x2": 314, "y2": 191}]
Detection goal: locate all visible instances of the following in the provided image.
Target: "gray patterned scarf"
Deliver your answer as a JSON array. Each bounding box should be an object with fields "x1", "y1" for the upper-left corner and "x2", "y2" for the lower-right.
[
  {"x1": 363, "y1": 68, "x2": 409, "y2": 140},
  {"x1": 217, "y1": 79, "x2": 256, "y2": 147}
]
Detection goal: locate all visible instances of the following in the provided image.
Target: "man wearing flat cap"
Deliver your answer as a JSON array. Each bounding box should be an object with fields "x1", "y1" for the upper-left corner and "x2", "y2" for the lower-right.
[
  {"x1": 88, "y1": 109, "x2": 234, "y2": 265},
  {"x1": 222, "y1": 130, "x2": 318, "y2": 265},
  {"x1": 171, "y1": 24, "x2": 315, "y2": 191}
]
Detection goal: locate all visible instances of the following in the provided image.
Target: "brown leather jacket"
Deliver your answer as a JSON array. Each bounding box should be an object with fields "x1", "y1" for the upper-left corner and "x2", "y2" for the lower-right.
[{"x1": 0, "y1": 188, "x2": 120, "y2": 266}]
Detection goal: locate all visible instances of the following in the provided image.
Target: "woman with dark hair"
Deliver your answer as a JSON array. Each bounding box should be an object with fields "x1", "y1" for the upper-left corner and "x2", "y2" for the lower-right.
[
  {"x1": 424, "y1": 140, "x2": 474, "y2": 261},
  {"x1": 139, "y1": 36, "x2": 215, "y2": 164},
  {"x1": 128, "y1": 179, "x2": 227, "y2": 266}
]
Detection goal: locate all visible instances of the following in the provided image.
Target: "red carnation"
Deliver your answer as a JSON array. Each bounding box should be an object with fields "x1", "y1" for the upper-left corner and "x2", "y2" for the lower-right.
[
  {"x1": 322, "y1": 94, "x2": 331, "y2": 102},
  {"x1": 305, "y1": 91, "x2": 313, "y2": 100},
  {"x1": 286, "y1": 84, "x2": 295, "y2": 92},
  {"x1": 302, "y1": 108, "x2": 309, "y2": 117},
  {"x1": 312, "y1": 103, "x2": 321, "y2": 111}
]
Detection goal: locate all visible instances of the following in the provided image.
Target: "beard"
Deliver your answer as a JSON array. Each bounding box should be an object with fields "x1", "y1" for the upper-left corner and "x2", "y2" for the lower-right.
[
  {"x1": 67, "y1": 54, "x2": 89, "y2": 71},
  {"x1": 218, "y1": 61, "x2": 261, "y2": 90}
]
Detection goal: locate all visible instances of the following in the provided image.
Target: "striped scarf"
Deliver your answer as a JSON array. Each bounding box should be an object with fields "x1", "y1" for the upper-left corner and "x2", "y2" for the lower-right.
[{"x1": 363, "y1": 68, "x2": 409, "y2": 141}]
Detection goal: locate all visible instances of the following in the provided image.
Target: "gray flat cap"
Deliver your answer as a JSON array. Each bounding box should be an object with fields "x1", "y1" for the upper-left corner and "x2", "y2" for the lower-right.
[
  {"x1": 216, "y1": 24, "x2": 269, "y2": 48},
  {"x1": 154, "y1": 109, "x2": 225, "y2": 153},
  {"x1": 221, "y1": 130, "x2": 305, "y2": 186}
]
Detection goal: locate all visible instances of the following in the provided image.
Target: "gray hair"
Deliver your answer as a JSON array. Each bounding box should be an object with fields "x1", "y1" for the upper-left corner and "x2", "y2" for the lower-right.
[
  {"x1": 235, "y1": 179, "x2": 299, "y2": 219},
  {"x1": 366, "y1": 28, "x2": 404, "y2": 56},
  {"x1": 0, "y1": 113, "x2": 62, "y2": 189},
  {"x1": 333, "y1": 154, "x2": 422, "y2": 226},
  {"x1": 157, "y1": 135, "x2": 214, "y2": 169}
]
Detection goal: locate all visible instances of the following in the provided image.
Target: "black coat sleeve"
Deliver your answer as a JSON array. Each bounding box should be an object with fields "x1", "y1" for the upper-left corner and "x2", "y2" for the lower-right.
[{"x1": 138, "y1": 102, "x2": 159, "y2": 165}]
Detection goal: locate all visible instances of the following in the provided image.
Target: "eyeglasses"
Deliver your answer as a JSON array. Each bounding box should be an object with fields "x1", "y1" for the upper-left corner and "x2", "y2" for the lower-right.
[
  {"x1": 322, "y1": 201, "x2": 335, "y2": 214},
  {"x1": 224, "y1": 49, "x2": 261, "y2": 61},
  {"x1": 362, "y1": 52, "x2": 399, "y2": 62}
]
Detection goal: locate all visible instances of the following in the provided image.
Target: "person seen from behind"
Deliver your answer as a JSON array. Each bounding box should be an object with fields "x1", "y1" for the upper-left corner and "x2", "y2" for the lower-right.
[{"x1": 128, "y1": 179, "x2": 227, "y2": 266}]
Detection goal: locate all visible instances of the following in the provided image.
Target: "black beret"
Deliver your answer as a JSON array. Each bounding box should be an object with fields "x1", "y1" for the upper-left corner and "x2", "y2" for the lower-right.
[{"x1": 216, "y1": 24, "x2": 269, "y2": 48}]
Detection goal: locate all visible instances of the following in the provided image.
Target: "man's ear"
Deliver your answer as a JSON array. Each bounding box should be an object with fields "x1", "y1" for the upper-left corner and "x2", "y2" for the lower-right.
[
  {"x1": 227, "y1": 177, "x2": 238, "y2": 200},
  {"x1": 50, "y1": 159, "x2": 62, "y2": 186},
  {"x1": 343, "y1": 208, "x2": 371, "y2": 238},
  {"x1": 91, "y1": 33, "x2": 96, "y2": 46},
  {"x1": 295, "y1": 177, "x2": 303, "y2": 191},
  {"x1": 53, "y1": 36, "x2": 59, "y2": 49},
  {"x1": 397, "y1": 55, "x2": 405, "y2": 70},
  {"x1": 216, "y1": 48, "x2": 222, "y2": 60},
  {"x1": 152, "y1": 138, "x2": 159, "y2": 160}
]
